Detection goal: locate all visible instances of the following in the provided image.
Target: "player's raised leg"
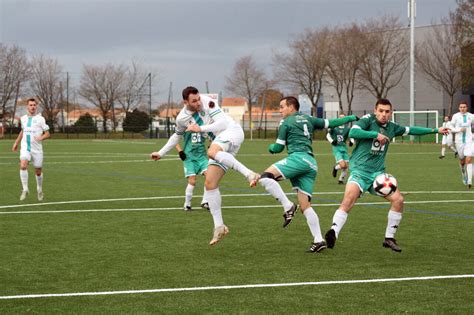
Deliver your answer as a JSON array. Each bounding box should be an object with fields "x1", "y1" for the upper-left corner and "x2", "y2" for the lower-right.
[{"x1": 255, "y1": 166, "x2": 297, "y2": 227}]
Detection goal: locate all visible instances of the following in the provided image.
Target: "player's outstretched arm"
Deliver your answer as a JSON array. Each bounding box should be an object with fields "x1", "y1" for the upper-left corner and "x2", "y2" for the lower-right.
[
  {"x1": 407, "y1": 126, "x2": 449, "y2": 136},
  {"x1": 328, "y1": 115, "x2": 358, "y2": 128},
  {"x1": 151, "y1": 133, "x2": 182, "y2": 160}
]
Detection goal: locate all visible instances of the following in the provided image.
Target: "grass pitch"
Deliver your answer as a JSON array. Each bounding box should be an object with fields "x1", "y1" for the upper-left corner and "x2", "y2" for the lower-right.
[{"x1": 0, "y1": 138, "x2": 473, "y2": 313}]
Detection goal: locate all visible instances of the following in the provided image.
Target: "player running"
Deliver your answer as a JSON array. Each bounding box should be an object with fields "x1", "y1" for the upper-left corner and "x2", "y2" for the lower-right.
[
  {"x1": 151, "y1": 86, "x2": 259, "y2": 245},
  {"x1": 326, "y1": 113, "x2": 354, "y2": 184},
  {"x1": 324, "y1": 99, "x2": 448, "y2": 252},
  {"x1": 12, "y1": 98, "x2": 50, "y2": 201},
  {"x1": 251, "y1": 96, "x2": 359, "y2": 253},
  {"x1": 439, "y1": 115, "x2": 457, "y2": 159},
  {"x1": 450, "y1": 101, "x2": 473, "y2": 188}
]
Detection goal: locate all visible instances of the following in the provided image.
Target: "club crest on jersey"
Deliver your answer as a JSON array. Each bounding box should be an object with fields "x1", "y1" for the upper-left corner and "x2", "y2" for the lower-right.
[
  {"x1": 200, "y1": 111, "x2": 205, "y2": 116},
  {"x1": 209, "y1": 101, "x2": 215, "y2": 108}
]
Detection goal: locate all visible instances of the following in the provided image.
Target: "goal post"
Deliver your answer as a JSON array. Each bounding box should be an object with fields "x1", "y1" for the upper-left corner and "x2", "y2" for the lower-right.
[{"x1": 392, "y1": 110, "x2": 440, "y2": 143}]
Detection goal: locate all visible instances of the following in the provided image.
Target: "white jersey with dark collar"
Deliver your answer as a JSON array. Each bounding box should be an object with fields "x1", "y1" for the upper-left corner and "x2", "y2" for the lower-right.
[
  {"x1": 20, "y1": 114, "x2": 49, "y2": 152},
  {"x1": 174, "y1": 94, "x2": 236, "y2": 137}
]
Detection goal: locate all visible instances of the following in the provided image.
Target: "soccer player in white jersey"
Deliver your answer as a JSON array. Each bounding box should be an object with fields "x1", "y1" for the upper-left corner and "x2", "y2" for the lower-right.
[
  {"x1": 12, "y1": 98, "x2": 50, "y2": 201},
  {"x1": 439, "y1": 115, "x2": 457, "y2": 159},
  {"x1": 450, "y1": 101, "x2": 473, "y2": 188},
  {"x1": 151, "y1": 86, "x2": 259, "y2": 245}
]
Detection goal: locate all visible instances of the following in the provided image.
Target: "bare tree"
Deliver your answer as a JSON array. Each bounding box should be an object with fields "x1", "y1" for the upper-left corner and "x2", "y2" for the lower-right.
[
  {"x1": 325, "y1": 24, "x2": 365, "y2": 113},
  {"x1": 30, "y1": 55, "x2": 64, "y2": 124},
  {"x1": 0, "y1": 44, "x2": 30, "y2": 126},
  {"x1": 225, "y1": 55, "x2": 269, "y2": 135},
  {"x1": 118, "y1": 61, "x2": 154, "y2": 112},
  {"x1": 417, "y1": 21, "x2": 463, "y2": 115},
  {"x1": 79, "y1": 63, "x2": 125, "y2": 132},
  {"x1": 358, "y1": 16, "x2": 409, "y2": 99},
  {"x1": 451, "y1": 0, "x2": 474, "y2": 92},
  {"x1": 274, "y1": 28, "x2": 331, "y2": 114}
]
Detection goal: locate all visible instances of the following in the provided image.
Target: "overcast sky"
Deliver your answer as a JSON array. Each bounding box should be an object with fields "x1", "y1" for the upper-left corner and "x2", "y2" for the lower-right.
[{"x1": 1, "y1": 0, "x2": 457, "y2": 105}]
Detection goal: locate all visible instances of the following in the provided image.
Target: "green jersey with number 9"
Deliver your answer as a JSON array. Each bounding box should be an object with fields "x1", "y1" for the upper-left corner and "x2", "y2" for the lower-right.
[
  {"x1": 276, "y1": 112, "x2": 328, "y2": 155},
  {"x1": 350, "y1": 113, "x2": 408, "y2": 173}
]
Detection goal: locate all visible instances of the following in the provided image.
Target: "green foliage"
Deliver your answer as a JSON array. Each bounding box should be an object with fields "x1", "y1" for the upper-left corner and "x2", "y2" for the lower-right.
[
  {"x1": 72, "y1": 113, "x2": 97, "y2": 133},
  {"x1": 123, "y1": 109, "x2": 150, "y2": 133}
]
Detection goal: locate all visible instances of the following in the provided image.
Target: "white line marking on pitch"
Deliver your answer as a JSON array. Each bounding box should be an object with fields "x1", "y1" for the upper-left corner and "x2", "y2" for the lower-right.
[
  {"x1": 0, "y1": 274, "x2": 472, "y2": 300},
  {"x1": 1, "y1": 191, "x2": 473, "y2": 210},
  {"x1": 1, "y1": 199, "x2": 473, "y2": 215}
]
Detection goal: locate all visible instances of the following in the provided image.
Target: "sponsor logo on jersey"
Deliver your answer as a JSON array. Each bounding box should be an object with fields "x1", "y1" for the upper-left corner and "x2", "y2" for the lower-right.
[{"x1": 209, "y1": 101, "x2": 215, "y2": 108}]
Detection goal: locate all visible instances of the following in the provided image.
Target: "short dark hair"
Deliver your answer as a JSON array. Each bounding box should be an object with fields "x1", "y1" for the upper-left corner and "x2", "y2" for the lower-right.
[
  {"x1": 375, "y1": 98, "x2": 392, "y2": 108},
  {"x1": 182, "y1": 86, "x2": 199, "y2": 101},
  {"x1": 459, "y1": 100, "x2": 468, "y2": 106},
  {"x1": 27, "y1": 98, "x2": 37, "y2": 104},
  {"x1": 281, "y1": 96, "x2": 300, "y2": 111}
]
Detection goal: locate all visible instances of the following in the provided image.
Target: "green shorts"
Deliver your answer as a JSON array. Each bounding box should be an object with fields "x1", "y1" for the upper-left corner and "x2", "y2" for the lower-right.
[
  {"x1": 272, "y1": 152, "x2": 318, "y2": 197},
  {"x1": 347, "y1": 169, "x2": 384, "y2": 195},
  {"x1": 183, "y1": 157, "x2": 208, "y2": 177},
  {"x1": 332, "y1": 145, "x2": 349, "y2": 163}
]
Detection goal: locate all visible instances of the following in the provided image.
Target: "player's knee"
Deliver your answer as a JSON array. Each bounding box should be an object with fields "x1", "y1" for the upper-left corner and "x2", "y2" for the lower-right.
[
  {"x1": 204, "y1": 178, "x2": 217, "y2": 190},
  {"x1": 188, "y1": 176, "x2": 196, "y2": 186},
  {"x1": 207, "y1": 145, "x2": 221, "y2": 159}
]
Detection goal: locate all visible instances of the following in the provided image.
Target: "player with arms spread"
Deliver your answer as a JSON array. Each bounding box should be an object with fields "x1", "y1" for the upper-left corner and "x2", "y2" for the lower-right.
[
  {"x1": 151, "y1": 86, "x2": 259, "y2": 245},
  {"x1": 251, "y1": 96, "x2": 359, "y2": 253},
  {"x1": 324, "y1": 98, "x2": 449, "y2": 252}
]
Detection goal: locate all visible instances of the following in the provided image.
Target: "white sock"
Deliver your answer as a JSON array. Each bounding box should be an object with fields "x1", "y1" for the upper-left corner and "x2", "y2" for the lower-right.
[
  {"x1": 331, "y1": 209, "x2": 348, "y2": 237},
  {"x1": 460, "y1": 164, "x2": 466, "y2": 178},
  {"x1": 36, "y1": 174, "x2": 43, "y2": 192},
  {"x1": 303, "y1": 208, "x2": 323, "y2": 243},
  {"x1": 450, "y1": 146, "x2": 457, "y2": 153},
  {"x1": 20, "y1": 170, "x2": 29, "y2": 192},
  {"x1": 259, "y1": 177, "x2": 293, "y2": 211},
  {"x1": 385, "y1": 210, "x2": 402, "y2": 238},
  {"x1": 339, "y1": 169, "x2": 347, "y2": 181},
  {"x1": 201, "y1": 186, "x2": 207, "y2": 204},
  {"x1": 441, "y1": 147, "x2": 446, "y2": 156},
  {"x1": 335, "y1": 164, "x2": 341, "y2": 170},
  {"x1": 467, "y1": 163, "x2": 472, "y2": 185},
  {"x1": 185, "y1": 184, "x2": 194, "y2": 207},
  {"x1": 206, "y1": 188, "x2": 224, "y2": 228},
  {"x1": 214, "y1": 151, "x2": 251, "y2": 179}
]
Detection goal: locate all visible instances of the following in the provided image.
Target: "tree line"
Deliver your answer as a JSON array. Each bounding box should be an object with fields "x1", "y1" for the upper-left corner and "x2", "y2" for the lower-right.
[
  {"x1": 1, "y1": 0, "x2": 472, "y2": 133},
  {"x1": 226, "y1": 1, "x2": 473, "y2": 117}
]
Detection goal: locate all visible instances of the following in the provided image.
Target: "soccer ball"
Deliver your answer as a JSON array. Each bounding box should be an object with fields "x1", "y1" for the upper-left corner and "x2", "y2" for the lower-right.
[{"x1": 372, "y1": 173, "x2": 398, "y2": 197}]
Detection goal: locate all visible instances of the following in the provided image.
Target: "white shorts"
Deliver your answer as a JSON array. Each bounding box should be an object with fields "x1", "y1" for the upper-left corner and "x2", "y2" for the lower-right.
[
  {"x1": 20, "y1": 149, "x2": 44, "y2": 168},
  {"x1": 208, "y1": 124, "x2": 244, "y2": 171},
  {"x1": 442, "y1": 134, "x2": 453, "y2": 146},
  {"x1": 456, "y1": 143, "x2": 473, "y2": 159}
]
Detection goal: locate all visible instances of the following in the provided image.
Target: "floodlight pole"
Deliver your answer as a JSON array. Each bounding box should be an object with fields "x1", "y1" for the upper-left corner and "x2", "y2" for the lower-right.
[{"x1": 408, "y1": 0, "x2": 416, "y2": 140}]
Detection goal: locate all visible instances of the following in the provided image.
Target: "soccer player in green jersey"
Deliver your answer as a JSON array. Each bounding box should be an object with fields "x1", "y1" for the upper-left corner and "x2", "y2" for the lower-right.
[
  {"x1": 251, "y1": 96, "x2": 359, "y2": 253},
  {"x1": 326, "y1": 113, "x2": 354, "y2": 184},
  {"x1": 175, "y1": 130, "x2": 209, "y2": 211},
  {"x1": 324, "y1": 99, "x2": 449, "y2": 252}
]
